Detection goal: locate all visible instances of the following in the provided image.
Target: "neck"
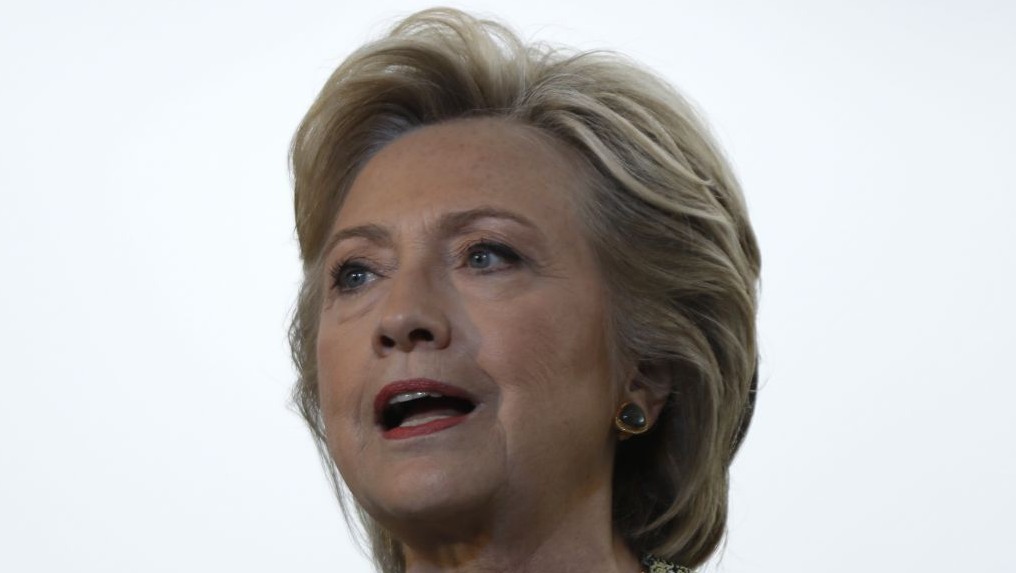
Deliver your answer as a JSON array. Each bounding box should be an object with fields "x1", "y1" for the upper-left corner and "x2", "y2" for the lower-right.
[{"x1": 397, "y1": 476, "x2": 641, "y2": 573}]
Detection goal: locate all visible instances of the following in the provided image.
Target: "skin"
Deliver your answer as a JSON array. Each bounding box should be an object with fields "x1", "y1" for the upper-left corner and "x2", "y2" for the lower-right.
[{"x1": 315, "y1": 118, "x2": 662, "y2": 573}]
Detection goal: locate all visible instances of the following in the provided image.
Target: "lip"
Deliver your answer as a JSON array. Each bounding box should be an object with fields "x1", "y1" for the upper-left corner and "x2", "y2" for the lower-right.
[
  {"x1": 374, "y1": 378, "x2": 478, "y2": 440},
  {"x1": 382, "y1": 414, "x2": 470, "y2": 440}
]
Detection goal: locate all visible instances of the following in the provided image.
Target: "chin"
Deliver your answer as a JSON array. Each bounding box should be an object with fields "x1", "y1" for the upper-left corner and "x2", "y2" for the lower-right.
[{"x1": 353, "y1": 452, "x2": 499, "y2": 532}]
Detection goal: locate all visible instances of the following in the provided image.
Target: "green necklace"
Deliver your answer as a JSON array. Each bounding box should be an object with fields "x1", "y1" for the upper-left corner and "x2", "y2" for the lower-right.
[{"x1": 641, "y1": 554, "x2": 693, "y2": 573}]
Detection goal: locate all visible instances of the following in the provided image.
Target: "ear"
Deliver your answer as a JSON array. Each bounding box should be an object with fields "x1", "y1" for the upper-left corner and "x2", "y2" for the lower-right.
[{"x1": 617, "y1": 361, "x2": 672, "y2": 439}]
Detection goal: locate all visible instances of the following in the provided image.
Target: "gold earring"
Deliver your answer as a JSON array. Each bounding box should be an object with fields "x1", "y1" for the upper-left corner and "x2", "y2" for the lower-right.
[{"x1": 614, "y1": 402, "x2": 649, "y2": 435}]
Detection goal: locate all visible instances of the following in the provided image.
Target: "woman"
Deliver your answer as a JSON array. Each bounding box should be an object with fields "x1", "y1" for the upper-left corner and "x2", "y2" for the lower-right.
[{"x1": 288, "y1": 8, "x2": 760, "y2": 573}]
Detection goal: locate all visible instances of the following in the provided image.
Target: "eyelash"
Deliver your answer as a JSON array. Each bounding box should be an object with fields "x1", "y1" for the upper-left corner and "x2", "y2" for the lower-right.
[{"x1": 328, "y1": 240, "x2": 523, "y2": 295}]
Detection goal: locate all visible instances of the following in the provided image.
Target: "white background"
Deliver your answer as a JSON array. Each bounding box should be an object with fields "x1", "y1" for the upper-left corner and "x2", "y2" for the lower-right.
[{"x1": 2, "y1": 1, "x2": 1013, "y2": 571}]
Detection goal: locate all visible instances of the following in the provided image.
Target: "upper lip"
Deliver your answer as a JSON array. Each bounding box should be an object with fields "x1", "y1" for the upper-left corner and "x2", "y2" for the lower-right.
[{"x1": 373, "y1": 378, "x2": 478, "y2": 424}]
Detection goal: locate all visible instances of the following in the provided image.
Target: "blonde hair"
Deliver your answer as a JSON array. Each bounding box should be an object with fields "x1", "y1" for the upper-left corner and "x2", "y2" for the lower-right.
[{"x1": 289, "y1": 8, "x2": 760, "y2": 571}]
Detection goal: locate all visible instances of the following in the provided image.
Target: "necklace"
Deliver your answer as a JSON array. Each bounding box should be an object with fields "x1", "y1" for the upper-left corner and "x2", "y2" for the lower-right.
[{"x1": 640, "y1": 554, "x2": 693, "y2": 573}]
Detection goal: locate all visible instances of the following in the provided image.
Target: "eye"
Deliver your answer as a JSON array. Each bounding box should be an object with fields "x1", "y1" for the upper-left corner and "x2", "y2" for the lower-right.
[
  {"x1": 329, "y1": 260, "x2": 378, "y2": 294},
  {"x1": 464, "y1": 241, "x2": 522, "y2": 271}
]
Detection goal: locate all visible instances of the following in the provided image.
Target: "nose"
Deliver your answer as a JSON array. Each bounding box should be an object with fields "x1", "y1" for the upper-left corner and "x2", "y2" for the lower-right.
[{"x1": 373, "y1": 264, "x2": 451, "y2": 354}]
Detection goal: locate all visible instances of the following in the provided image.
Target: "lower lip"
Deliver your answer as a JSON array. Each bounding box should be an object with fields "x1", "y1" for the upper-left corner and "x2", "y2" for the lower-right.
[{"x1": 381, "y1": 414, "x2": 470, "y2": 440}]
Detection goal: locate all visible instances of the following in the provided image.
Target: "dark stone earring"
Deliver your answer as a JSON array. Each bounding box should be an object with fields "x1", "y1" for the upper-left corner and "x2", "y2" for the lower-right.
[{"x1": 614, "y1": 402, "x2": 649, "y2": 435}]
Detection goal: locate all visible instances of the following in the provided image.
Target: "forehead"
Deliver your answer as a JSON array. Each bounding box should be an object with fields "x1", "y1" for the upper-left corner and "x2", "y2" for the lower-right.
[{"x1": 332, "y1": 118, "x2": 587, "y2": 231}]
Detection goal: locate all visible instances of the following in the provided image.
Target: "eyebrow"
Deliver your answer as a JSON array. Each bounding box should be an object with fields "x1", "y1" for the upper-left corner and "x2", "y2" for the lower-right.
[{"x1": 322, "y1": 206, "x2": 544, "y2": 258}]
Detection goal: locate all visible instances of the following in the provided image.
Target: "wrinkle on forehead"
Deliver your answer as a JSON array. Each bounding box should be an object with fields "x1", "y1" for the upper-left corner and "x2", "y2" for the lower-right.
[
  {"x1": 328, "y1": 118, "x2": 594, "y2": 257},
  {"x1": 340, "y1": 118, "x2": 587, "y2": 212}
]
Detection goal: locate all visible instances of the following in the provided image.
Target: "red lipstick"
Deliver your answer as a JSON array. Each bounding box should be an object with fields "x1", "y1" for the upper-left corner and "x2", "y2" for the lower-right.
[{"x1": 374, "y1": 379, "x2": 477, "y2": 440}]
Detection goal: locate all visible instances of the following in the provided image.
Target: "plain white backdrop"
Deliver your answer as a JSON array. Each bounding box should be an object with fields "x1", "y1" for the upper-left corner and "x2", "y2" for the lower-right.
[{"x1": 2, "y1": 1, "x2": 1013, "y2": 571}]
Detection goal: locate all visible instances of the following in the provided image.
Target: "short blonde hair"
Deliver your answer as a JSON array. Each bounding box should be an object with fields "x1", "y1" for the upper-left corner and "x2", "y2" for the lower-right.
[{"x1": 289, "y1": 8, "x2": 760, "y2": 571}]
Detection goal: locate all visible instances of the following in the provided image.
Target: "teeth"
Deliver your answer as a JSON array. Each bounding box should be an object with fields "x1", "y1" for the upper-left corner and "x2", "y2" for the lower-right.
[
  {"x1": 400, "y1": 413, "x2": 455, "y2": 427},
  {"x1": 387, "y1": 391, "x2": 443, "y2": 406}
]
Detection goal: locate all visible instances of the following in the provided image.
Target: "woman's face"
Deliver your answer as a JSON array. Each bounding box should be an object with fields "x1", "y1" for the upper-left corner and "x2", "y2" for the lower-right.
[{"x1": 316, "y1": 118, "x2": 620, "y2": 537}]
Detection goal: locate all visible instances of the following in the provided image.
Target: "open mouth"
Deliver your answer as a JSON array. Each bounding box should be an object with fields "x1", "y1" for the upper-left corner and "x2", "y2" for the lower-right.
[{"x1": 380, "y1": 391, "x2": 477, "y2": 432}]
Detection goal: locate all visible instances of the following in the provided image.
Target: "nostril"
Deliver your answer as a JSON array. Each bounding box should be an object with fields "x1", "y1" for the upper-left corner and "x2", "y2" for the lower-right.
[
  {"x1": 378, "y1": 329, "x2": 434, "y2": 350},
  {"x1": 409, "y1": 328, "x2": 434, "y2": 342}
]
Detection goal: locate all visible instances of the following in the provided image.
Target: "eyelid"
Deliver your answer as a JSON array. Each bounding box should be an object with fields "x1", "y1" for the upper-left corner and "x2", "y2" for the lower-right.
[
  {"x1": 328, "y1": 256, "x2": 385, "y2": 295},
  {"x1": 327, "y1": 237, "x2": 525, "y2": 296},
  {"x1": 453, "y1": 238, "x2": 523, "y2": 269}
]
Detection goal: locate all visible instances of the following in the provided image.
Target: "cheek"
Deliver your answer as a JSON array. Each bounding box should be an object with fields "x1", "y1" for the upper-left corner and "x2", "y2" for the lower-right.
[
  {"x1": 481, "y1": 286, "x2": 615, "y2": 430},
  {"x1": 315, "y1": 322, "x2": 367, "y2": 463},
  {"x1": 315, "y1": 325, "x2": 344, "y2": 412}
]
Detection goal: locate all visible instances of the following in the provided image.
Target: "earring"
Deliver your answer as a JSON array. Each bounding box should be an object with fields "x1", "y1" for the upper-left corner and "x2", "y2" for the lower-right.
[{"x1": 614, "y1": 402, "x2": 649, "y2": 435}]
